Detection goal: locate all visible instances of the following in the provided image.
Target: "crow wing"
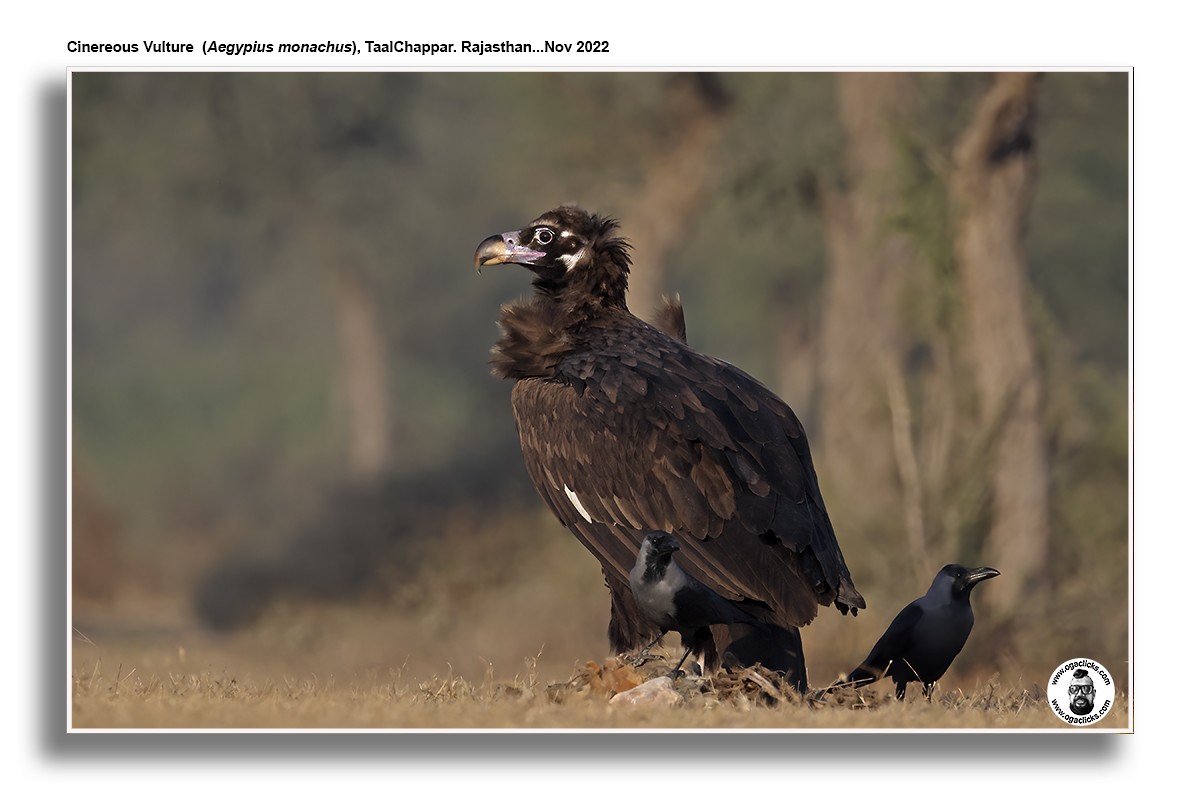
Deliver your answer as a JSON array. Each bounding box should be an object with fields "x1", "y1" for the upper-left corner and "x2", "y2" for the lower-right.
[
  {"x1": 672, "y1": 580, "x2": 762, "y2": 630},
  {"x1": 845, "y1": 602, "x2": 924, "y2": 684},
  {"x1": 510, "y1": 320, "x2": 863, "y2": 630}
]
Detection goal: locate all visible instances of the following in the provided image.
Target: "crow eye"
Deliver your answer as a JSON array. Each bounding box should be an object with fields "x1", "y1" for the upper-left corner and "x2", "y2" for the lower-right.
[{"x1": 533, "y1": 228, "x2": 555, "y2": 246}]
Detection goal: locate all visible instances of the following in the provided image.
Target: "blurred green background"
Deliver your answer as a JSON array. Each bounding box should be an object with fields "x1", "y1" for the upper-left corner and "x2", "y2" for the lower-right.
[{"x1": 71, "y1": 72, "x2": 1128, "y2": 693}]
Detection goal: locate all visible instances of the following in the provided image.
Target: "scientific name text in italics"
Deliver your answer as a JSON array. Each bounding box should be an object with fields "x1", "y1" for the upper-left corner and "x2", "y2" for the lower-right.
[{"x1": 66, "y1": 39, "x2": 611, "y2": 57}]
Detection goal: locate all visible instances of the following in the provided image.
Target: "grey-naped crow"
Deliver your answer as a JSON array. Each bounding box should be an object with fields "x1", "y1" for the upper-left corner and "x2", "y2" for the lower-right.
[
  {"x1": 628, "y1": 531, "x2": 763, "y2": 675},
  {"x1": 831, "y1": 564, "x2": 999, "y2": 700}
]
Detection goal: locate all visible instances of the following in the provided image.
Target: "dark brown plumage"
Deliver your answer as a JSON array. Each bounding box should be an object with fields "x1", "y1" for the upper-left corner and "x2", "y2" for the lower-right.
[
  {"x1": 475, "y1": 206, "x2": 864, "y2": 690},
  {"x1": 653, "y1": 293, "x2": 687, "y2": 343}
]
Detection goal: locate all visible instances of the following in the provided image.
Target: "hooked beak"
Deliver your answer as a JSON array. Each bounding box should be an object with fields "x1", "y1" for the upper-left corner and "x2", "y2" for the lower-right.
[
  {"x1": 473, "y1": 230, "x2": 546, "y2": 273},
  {"x1": 966, "y1": 566, "x2": 1000, "y2": 586}
]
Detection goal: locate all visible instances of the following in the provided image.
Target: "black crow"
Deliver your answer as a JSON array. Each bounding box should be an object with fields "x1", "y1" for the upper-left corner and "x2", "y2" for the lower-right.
[
  {"x1": 628, "y1": 531, "x2": 762, "y2": 675},
  {"x1": 831, "y1": 564, "x2": 1000, "y2": 700},
  {"x1": 475, "y1": 207, "x2": 864, "y2": 691}
]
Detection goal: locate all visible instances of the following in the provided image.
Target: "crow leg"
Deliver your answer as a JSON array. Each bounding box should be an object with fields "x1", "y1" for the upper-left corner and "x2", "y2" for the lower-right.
[
  {"x1": 671, "y1": 646, "x2": 695, "y2": 677},
  {"x1": 629, "y1": 631, "x2": 667, "y2": 667}
]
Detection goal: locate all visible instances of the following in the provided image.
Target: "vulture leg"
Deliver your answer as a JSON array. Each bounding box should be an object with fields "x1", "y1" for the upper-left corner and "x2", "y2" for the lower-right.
[
  {"x1": 695, "y1": 628, "x2": 720, "y2": 676},
  {"x1": 716, "y1": 621, "x2": 809, "y2": 692},
  {"x1": 605, "y1": 571, "x2": 666, "y2": 654}
]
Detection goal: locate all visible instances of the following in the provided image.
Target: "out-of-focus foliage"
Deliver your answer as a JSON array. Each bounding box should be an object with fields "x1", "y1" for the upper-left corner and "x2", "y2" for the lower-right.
[{"x1": 71, "y1": 72, "x2": 1128, "y2": 682}]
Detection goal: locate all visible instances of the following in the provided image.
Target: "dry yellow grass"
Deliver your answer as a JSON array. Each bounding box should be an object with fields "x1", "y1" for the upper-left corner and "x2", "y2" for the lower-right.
[
  {"x1": 70, "y1": 516, "x2": 1129, "y2": 732},
  {"x1": 70, "y1": 651, "x2": 1129, "y2": 731}
]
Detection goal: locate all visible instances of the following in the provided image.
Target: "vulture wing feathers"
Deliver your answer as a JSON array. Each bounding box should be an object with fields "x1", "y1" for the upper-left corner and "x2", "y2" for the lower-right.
[{"x1": 510, "y1": 321, "x2": 863, "y2": 630}]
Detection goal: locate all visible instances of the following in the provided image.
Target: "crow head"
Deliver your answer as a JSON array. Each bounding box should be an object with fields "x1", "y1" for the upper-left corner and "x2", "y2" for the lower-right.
[
  {"x1": 474, "y1": 206, "x2": 632, "y2": 308},
  {"x1": 636, "y1": 531, "x2": 681, "y2": 583},
  {"x1": 643, "y1": 531, "x2": 681, "y2": 561},
  {"x1": 940, "y1": 564, "x2": 1001, "y2": 597}
]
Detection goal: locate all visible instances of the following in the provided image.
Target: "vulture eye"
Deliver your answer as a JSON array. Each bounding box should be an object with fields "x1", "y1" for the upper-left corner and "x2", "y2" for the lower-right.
[{"x1": 533, "y1": 228, "x2": 555, "y2": 246}]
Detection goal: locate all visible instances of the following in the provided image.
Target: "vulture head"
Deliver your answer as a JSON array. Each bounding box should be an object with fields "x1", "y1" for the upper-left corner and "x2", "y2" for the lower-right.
[{"x1": 474, "y1": 206, "x2": 632, "y2": 307}]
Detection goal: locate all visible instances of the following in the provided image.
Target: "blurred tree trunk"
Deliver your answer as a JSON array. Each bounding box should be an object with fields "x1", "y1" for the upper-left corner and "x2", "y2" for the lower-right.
[
  {"x1": 330, "y1": 258, "x2": 392, "y2": 481},
  {"x1": 72, "y1": 459, "x2": 120, "y2": 605},
  {"x1": 298, "y1": 211, "x2": 392, "y2": 483},
  {"x1": 775, "y1": 314, "x2": 818, "y2": 431},
  {"x1": 622, "y1": 75, "x2": 729, "y2": 319},
  {"x1": 951, "y1": 72, "x2": 1048, "y2": 614},
  {"x1": 814, "y1": 73, "x2": 930, "y2": 578}
]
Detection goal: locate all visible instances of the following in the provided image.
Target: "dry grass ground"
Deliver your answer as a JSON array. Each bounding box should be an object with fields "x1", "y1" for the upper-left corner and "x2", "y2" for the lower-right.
[
  {"x1": 71, "y1": 659, "x2": 1128, "y2": 730},
  {"x1": 71, "y1": 515, "x2": 1129, "y2": 732},
  {"x1": 70, "y1": 615, "x2": 1129, "y2": 730}
]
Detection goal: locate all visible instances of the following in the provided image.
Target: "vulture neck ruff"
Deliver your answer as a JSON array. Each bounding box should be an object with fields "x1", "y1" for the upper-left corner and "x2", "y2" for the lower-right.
[{"x1": 492, "y1": 223, "x2": 634, "y2": 382}]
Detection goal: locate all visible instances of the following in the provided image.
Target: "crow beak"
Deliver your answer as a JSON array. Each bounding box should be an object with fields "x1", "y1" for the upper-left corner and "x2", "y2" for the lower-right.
[
  {"x1": 473, "y1": 231, "x2": 546, "y2": 273},
  {"x1": 966, "y1": 566, "x2": 1000, "y2": 585},
  {"x1": 662, "y1": 535, "x2": 681, "y2": 553}
]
